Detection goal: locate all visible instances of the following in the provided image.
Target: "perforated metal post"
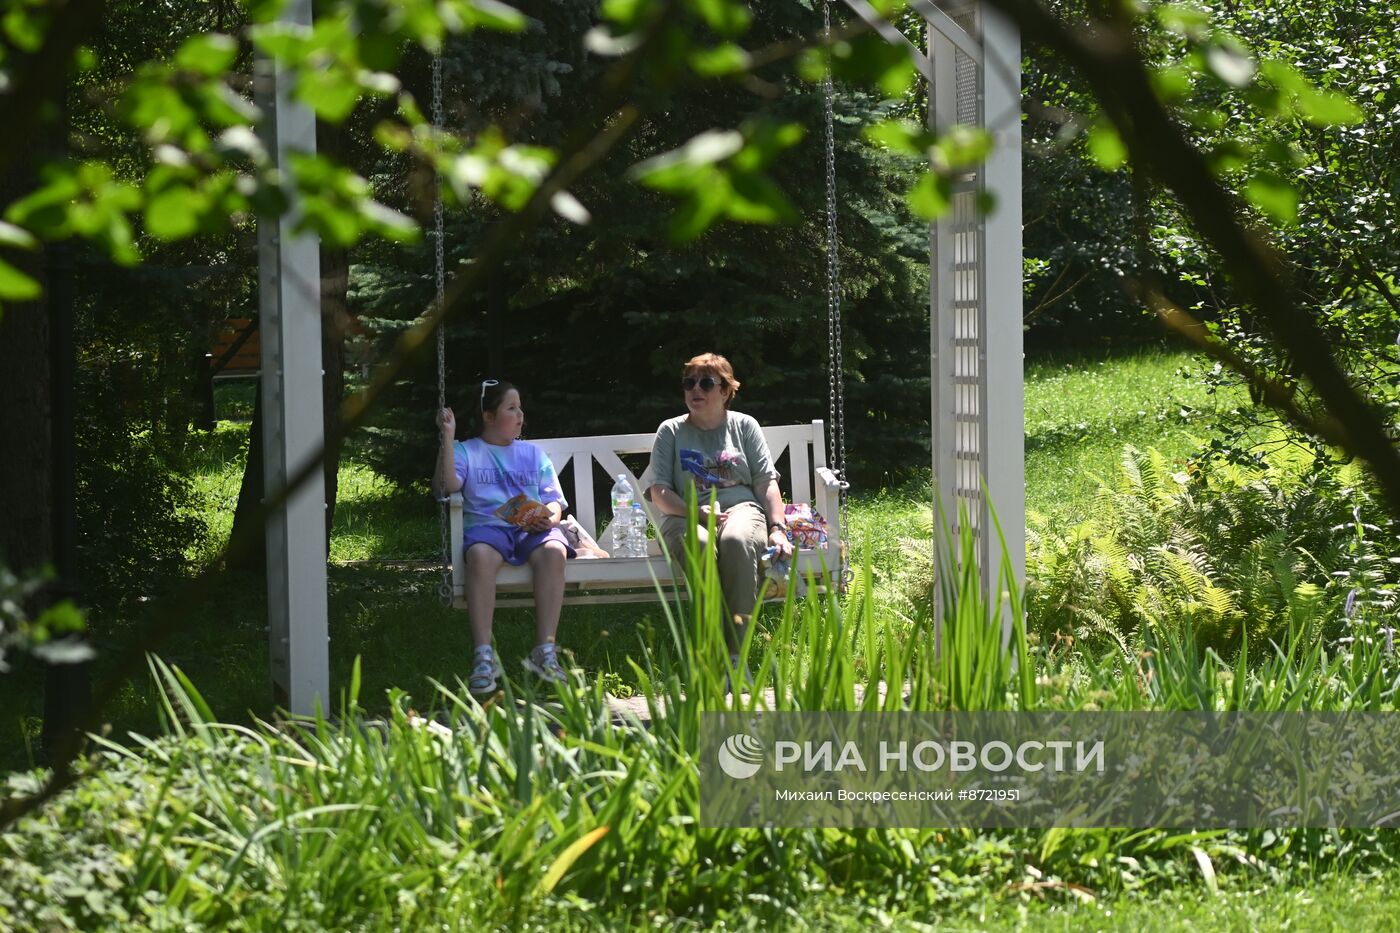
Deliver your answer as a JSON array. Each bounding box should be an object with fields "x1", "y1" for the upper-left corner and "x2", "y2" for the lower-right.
[{"x1": 254, "y1": 0, "x2": 329, "y2": 715}]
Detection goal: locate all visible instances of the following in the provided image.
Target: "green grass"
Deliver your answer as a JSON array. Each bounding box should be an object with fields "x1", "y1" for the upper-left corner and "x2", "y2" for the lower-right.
[
  {"x1": 5, "y1": 515, "x2": 1399, "y2": 929},
  {"x1": 14, "y1": 347, "x2": 1397, "y2": 930},
  {"x1": 1024, "y1": 349, "x2": 1253, "y2": 522},
  {"x1": 184, "y1": 420, "x2": 437, "y2": 565}
]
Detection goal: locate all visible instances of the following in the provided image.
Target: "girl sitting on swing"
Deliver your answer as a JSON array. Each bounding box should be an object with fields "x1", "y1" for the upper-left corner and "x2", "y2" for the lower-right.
[{"x1": 433, "y1": 379, "x2": 574, "y2": 694}]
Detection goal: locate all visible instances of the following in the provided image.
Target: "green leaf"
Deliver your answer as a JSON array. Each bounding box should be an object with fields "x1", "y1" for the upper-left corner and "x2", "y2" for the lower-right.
[
  {"x1": 0, "y1": 257, "x2": 40, "y2": 301},
  {"x1": 245, "y1": 0, "x2": 288, "y2": 24},
  {"x1": 6, "y1": 165, "x2": 82, "y2": 235},
  {"x1": 1157, "y1": 3, "x2": 1211, "y2": 39},
  {"x1": 1260, "y1": 61, "x2": 1364, "y2": 127},
  {"x1": 865, "y1": 120, "x2": 932, "y2": 157},
  {"x1": 145, "y1": 187, "x2": 205, "y2": 240},
  {"x1": 1086, "y1": 123, "x2": 1128, "y2": 170},
  {"x1": 600, "y1": 0, "x2": 648, "y2": 29},
  {"x1": 726, "y1": 173, "x2": 796, "y2": 225},
  {"x1": 833, "y1": 34, "x2": 914, "y2": 99},
  {"x1": 630, "y1": 130, "x2": 745, "y2": 187},
  {"x1": 689, "y1": 43, "x2": 751, "y2": 78},
  {"x1": 1244, "y1": 172, "x2": 1299, "y2": 225},
  {"x1": 3, "y1": 7, "x2": 46, "y2": 52},
  {"x1": 687, "y1": 0, "x2": 752, "y2": 36},
  {"x1": 1207, "y1": 139, "x2": 1250, "y2": 174},
  {"x1": 360, "y1": 200, "x2": 420, "y2": 243},
  {"x1": 537, "y1": 826, "x2": 610, "y2": 895},
  {"x1": 933, "y1": 126, "x2": 994, "y2": 170},
  {"x1": 668, "y1": 186, "x2": 727, "y2": 242},
  {"x1": 795, "y1": 47, "x2": 827, "y2": 84},
  {"x1": 299, "y1": 69, "x2": 363, "y2": 123},
  {"x1": 175, "y1": 33, "x2": 239, "y2": 77},
  {"x1": 250, "y1": 24, "x2": 312, "y2": 65},
  {"x1": 458, "y1": 0, "x2": 528, "y2": 32},
  {"x1": 1295, "y1": 89, "x2": 1365, "y2": 128},
  {"x1": 1150, "y1": 64, "x2": 1195, "y2": 103},
  {"x1": 1205, "y1": 44, "x2": 1256, "y2": 89},
  {"x1": 732, "y1": 121, "x2": 804, "y2": 169},
  {"x1": 908, "y1": 172, "x2": 952, "y2": 220},
  {"x1": 0, "y1": 222, "x2": 37, "y2": 250}
]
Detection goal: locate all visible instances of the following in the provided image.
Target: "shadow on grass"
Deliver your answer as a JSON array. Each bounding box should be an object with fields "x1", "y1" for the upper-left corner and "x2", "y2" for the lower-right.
[{"x1": 0, "y1": 564, "x2": 679, "y2": 772}]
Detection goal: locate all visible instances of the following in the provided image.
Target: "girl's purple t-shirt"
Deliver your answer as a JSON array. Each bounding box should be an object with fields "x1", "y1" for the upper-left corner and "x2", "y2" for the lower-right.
[{"x1": 453, "y1": 438, "x2": 566, "y2": 529}]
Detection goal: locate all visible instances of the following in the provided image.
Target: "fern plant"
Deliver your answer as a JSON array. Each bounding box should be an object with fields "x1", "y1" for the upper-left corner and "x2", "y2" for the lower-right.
[{"x1": 1026, "y1": 444, "x2": 1398, "y2": 659}]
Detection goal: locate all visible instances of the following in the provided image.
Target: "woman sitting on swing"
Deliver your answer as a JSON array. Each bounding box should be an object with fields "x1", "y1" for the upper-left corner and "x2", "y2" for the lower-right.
[
  {"x1": 645, "y1": 353, "x2": 795, "y2": 679},
  {"x1": 433, "y1": 379, "x2": 574, "y2": 694}
]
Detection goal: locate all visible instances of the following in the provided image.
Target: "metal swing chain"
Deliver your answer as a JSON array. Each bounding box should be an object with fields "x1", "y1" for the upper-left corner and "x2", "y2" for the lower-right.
[
  {"x1": 433, "y1": 52, "x2": 452, "y2": 606},
  {"x1": 822, "y1": 0, "x2": 852, "y2": 577}
]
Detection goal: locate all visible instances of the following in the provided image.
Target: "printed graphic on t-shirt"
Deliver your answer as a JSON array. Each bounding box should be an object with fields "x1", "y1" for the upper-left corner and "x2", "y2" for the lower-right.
[
  {"x1": 454, "y1": 439, "x2": 564, "y2": 529},
  {"x1": 680, "y1": 447, "x2": 743, "y2": 489},
  {"x1": 473, "y1": 465, "x2": 544, "y2": 488}
]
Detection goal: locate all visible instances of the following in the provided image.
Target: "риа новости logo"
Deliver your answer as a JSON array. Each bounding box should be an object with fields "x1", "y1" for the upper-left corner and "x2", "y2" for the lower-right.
[{"x1": 717, "y1": 733, "x2": 764, "y2": 779}]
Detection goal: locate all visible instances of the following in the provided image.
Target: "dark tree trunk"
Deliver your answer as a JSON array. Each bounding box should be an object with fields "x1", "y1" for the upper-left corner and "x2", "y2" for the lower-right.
[
  {"x1": 318, "y1": 119, "x2": 349, "y2": 544},
  {"x1": 487, "y1": 271, "x2": 505, "y2": 378},
  {"x1": 42, "y1": 238, "x2": 88, "y2": 761},
  {"x1": 1, "y1": 105, "x2": 89, "y2": 762},
  {"x1": 0, "y1": 278, "x2": 52, "y2": 572},
  {"x1": 226, "y1": 385, "x2": 266, "y2": 572}
]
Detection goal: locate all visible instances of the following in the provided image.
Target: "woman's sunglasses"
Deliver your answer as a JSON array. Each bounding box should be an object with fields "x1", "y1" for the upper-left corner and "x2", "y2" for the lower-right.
[{"x1": 681, "y1": 375, "x2": 722, "y2": 392}]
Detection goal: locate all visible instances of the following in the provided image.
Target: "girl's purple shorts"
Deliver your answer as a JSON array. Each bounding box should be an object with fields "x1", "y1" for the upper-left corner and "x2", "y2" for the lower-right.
[{"x1": 464, "y1": 524, "x2": 576, "y2": 566}]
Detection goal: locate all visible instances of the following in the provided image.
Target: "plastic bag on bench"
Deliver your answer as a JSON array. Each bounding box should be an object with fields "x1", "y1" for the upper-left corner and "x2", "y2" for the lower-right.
[{"x1": 560, "y1": 516, "x2": 609, "y2": 559}]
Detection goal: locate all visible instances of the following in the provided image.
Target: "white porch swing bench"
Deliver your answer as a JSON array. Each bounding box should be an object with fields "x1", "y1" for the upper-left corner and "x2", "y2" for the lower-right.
[{"x1": 447, "y1": 421, "x2": 847, "y2": 609}]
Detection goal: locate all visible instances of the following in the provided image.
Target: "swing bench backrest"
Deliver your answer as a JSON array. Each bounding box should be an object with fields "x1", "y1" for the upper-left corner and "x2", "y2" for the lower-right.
[{"x1": 447, "y1": 420, "x2": 845, "y2": 608}]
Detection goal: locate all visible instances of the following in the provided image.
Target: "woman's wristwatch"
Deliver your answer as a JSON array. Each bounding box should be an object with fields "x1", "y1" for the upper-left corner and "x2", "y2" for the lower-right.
[{"x1": 768, "y1": 520, "x2": 786, "y2": 535}]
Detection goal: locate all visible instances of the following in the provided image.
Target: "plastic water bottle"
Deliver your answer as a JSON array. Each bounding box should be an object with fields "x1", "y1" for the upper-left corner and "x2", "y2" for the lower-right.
[
  {"x1": 610, "y1": 474, "x2": 635, "y2": 556},
  {"x1": 627, "y1": 501, "x2": 648, "y2": 558}
]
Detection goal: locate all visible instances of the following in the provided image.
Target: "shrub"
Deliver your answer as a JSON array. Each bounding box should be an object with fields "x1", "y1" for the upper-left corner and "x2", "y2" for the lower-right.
[{"x1": 1027, "y1": 444, "x2": 1399, "y2": 658}]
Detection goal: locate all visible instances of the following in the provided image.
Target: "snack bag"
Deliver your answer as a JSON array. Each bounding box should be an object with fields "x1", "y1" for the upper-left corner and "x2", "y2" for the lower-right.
[
  {"x1": 494, "y1": 493, "x2": 551, "y2": 528},
  {"x1": 783, "y1": 503, "x2": 829, "y2": 548}
]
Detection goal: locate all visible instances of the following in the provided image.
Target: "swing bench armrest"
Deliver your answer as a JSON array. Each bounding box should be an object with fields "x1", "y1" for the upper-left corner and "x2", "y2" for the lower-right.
[
  {"x1": 813, "y1": 465, "x2": 843, "y2": 514},
  {"x1": 814, "y1": 466, "x2": 844, "y2": 491},
  {"x1": 812, "y1": 467, "x2": 845, "y2": 573},
  {"x1": 447, "y1": 492, "x2": 465, "y2": 600}
]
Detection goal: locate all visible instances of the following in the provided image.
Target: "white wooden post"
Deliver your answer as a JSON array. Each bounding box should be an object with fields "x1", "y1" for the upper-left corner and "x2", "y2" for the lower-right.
[
  {"x1": 255, "y1": 0, "x2": 329, "y2": 715},
  {"x1": 919, "y1": 0, "x2": 1025, "y2": 642},
  {"x1": 980, "y1": 3, "x2": 1026, "y2": 642}
]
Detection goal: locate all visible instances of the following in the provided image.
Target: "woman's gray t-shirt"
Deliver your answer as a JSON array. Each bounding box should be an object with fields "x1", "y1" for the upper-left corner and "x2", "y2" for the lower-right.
[{"x1": 647, "y1": 410, "x2": 779, "y2": 511}]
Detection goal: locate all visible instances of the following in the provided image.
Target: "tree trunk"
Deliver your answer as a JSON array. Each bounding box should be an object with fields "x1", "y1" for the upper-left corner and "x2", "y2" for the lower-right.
[
  {"x1": 318, "y1": 119, "x2": 349, "y2": 544},
  {"x1": 0, "y1": 275, "x2": 52, "y2": 574},
  {"x1": 320, "y1": 241, "x2": 348, "y2": 543},
  {"x1": 225, "y1": 385, "x2": 266, "y2": 572},
  {"x1": 0, "y1": 168, "x2": 88, "y2": 761}
]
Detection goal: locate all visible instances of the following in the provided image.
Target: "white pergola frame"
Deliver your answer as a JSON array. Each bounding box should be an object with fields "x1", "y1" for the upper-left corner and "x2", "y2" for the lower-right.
[
  {"x1": 255, "y1": 0, "x2": 329, "y2": 716},
  {"x1": 843, "y1": 0, "x2": 1025, "y2": 643},
  {"x1": 257, "y1": 0, "x2": 1024, "y2": 712}
]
